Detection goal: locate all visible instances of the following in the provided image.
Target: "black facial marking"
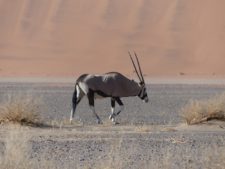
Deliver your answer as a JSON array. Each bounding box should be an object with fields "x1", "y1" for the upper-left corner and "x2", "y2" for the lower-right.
[{"x1": 141, "y1": 93, "x2": 148, "y2": 99}]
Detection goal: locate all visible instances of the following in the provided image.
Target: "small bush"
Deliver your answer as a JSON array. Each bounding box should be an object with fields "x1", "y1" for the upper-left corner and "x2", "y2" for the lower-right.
[
  {"x1": 181, "y1": 93, "x2": 225, "y2": 124},
  {"x1": 0, "y1": 95, "x2": 42, "y2": 126}
]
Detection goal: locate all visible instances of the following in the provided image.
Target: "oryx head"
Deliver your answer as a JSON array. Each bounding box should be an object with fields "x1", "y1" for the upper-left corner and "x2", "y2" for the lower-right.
[{"x1": 129, "y1": 51, "x2": 149, "y2": 103}]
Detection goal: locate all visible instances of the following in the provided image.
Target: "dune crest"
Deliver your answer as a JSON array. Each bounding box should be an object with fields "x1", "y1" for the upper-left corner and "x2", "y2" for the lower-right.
[{"x1": 0, "y1": 0, "x2": 225, "y2": 77}]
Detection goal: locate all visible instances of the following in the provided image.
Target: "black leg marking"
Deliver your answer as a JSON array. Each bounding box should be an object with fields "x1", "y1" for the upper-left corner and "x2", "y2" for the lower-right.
[
  {"x1": 109, "y1": 97, "x2": 123, "y2": 125},
  {"x1": 111, "y1": 98, "x2": 115, "y2": 108},
  {"x1": 115, "y1": 97, "x2": 123, "y2": 106},
  {"x1": 87, "y1": 90, "x2": 94, "y2": 106},
  {"x1": 115, "y1": 97, "x2": 124, "y2": 116}
]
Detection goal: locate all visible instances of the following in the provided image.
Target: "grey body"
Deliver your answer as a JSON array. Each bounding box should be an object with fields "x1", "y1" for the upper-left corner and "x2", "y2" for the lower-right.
[
  {"x1": 82, "y1": 72, "x2": 140, "y2": 97},
  {"x1": 70, "y1": 72, "x2": 148, "y2": 124},
  {"x1": 70, "y1": 52, "x2": 148, "y2": 124}
]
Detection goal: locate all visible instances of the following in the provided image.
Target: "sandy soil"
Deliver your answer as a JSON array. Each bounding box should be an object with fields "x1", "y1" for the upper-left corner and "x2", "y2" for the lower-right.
[
  {"x1": 1, "y1": 0, "x2": 225, "y2": 77},
  {"x1": 0, "y1": 80, "x2": 225, "y2": 168}
]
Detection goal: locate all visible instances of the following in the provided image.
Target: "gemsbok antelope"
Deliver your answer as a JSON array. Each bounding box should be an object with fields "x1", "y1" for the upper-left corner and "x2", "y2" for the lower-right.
[{"x1": 70, "y1": 52, "x2": 148, "y2": 124}]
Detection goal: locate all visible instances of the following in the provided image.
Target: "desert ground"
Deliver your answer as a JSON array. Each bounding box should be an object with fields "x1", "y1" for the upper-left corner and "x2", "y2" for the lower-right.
[
  {"x1": 1, "y1": 1, "x2": 225, "y2": 168},
  {"x1": 0, "y1": 79, "x2": 225, "y2": 169}
]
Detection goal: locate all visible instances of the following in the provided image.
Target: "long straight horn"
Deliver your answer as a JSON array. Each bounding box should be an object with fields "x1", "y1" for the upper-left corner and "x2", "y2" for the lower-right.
[
  {"x1": 134, "y1": 52, "x2": 145, "y2": 83},
  {"x1": 128, "y1": 51, "x2": 142, "y2": 81}
]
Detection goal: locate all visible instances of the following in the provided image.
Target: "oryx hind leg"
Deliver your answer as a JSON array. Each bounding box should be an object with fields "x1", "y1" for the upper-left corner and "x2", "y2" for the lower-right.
[
  {"x1": 70, "y1": 85, "x2": 83, "y2": 123},
  {"x1": 70, "y1": 98, "x2": 82, "y2": 122},
  {"x1": 88, "y1": 90, "x2": 102, "y2": 124}
]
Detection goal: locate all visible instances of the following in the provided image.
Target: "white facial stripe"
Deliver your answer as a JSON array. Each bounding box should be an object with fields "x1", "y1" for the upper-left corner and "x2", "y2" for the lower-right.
[
  {"x1": 141, "y1": 89, "x2": 144, "y2": 96},
  {"x1": 139, "y1": 88, "x2": 144, "y2": 97},
  {"x1": 140, "y1": 87, "x2": 147, "y2": 98}
]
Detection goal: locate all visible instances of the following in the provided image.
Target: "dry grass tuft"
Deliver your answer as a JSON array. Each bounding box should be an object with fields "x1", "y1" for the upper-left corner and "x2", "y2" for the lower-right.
[
  {"x1": 0, "y1": 128, "x2": 33, "y2": 169},
  {"x1": 0, "y1": 127, "x2": 56, "y2": 169},
  {"x1": 134, "y1": 125, "x2": 152, "y2": 132},
  {"x1": 181, "y1": 93, "x2": 225, "y2": 125},
  {"x1": 0, "y1": 95, "x2": 43, "y2": 126}
]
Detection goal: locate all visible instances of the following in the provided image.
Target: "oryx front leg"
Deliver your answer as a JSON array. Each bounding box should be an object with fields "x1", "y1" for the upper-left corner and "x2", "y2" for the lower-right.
[
  {"x1": 115, "y1": 98, "x2": 124, "y2": 115},
  {"x1": 88, "y1": 90, "x2": 102, "y2": 124},
  {"x1": 113, "y1": 98, "x2": 124, "y2": 123},
  {"x1": 70, "y1": 98, "x2": 82, "y2": 123},
  {"x1": 109, "y1": 97, "x2": 124, "y2": 124}
]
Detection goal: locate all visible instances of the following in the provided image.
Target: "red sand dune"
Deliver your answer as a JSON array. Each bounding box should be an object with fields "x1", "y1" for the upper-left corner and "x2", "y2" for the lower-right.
[{"x1": 0, "y1": 0, "x2": 225, "y2": 77}]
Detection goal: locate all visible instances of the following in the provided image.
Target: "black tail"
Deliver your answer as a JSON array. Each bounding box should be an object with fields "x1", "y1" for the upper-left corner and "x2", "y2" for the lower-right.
[
  {"x1": 70, "y1": 87, "x2": 77, "y2": 120},
  {"x1": 72, "y1": 88, "x2": 77, "y2": 113}
]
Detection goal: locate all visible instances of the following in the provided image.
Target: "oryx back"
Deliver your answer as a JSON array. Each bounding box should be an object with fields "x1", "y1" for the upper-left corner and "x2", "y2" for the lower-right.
[{"x1": 78, "y1": 72, "x2": 140, "y2": 97}]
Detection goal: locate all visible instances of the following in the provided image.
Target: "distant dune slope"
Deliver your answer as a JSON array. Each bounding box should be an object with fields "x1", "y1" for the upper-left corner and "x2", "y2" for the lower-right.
[{"x1": 0, "y1": 0, "x2": 225, "y2": 77}]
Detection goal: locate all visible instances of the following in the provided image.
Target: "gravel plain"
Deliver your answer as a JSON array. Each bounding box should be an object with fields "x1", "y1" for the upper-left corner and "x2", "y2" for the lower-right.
[{"x1": 0, "y1": 80, "x2": 225, "y2": 169}]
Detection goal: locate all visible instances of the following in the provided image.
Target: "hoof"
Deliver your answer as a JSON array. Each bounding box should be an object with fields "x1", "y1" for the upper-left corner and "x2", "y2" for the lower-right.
[
  {"x1": 97, "y1": 119, "x2": 103, "y2": 124},
  {"x1": 111, "y1": 117, "x2": 119, "y2": 125},
  {"x1": 109, "y1": 114, "x2": 115, "y2": 120},
  {"x1": 113, "y1": 121, "x2": 119, "y2": 125}
]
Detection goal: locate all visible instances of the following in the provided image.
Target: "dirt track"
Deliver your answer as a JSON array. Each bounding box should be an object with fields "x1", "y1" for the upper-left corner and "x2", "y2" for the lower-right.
[{"x1": 0, "y1": 81, "x2": 225, "y2": 169}]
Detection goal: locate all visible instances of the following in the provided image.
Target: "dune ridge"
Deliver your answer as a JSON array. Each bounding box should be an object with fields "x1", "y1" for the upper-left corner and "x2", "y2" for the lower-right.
[{"x1": 0, "y1": 0, "x2": 225, "y2": 77}]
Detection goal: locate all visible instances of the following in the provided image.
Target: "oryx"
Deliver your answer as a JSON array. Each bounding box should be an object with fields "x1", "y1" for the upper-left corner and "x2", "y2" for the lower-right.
[{"x1": 70, "y1": 52, "x2": 148, "y2": 124}]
